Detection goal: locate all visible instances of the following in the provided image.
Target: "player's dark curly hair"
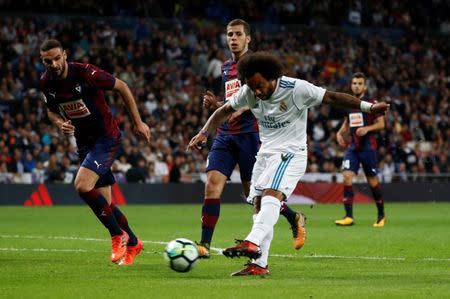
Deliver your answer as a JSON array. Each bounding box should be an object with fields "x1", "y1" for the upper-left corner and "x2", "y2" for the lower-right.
[{"x1": 237, "y1": 52, "x2": 283, "y2": 82}]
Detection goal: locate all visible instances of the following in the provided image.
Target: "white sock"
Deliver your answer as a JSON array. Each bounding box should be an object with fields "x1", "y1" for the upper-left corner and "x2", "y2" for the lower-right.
[
  {"x1": 253, "y1": 227, "x2": 273, "y2": 268},
  {"x1": 246, "y1": 196, "x2": 281, "y2": 245}
]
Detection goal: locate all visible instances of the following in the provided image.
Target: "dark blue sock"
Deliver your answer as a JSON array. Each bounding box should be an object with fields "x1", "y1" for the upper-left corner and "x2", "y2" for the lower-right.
[
  {"x1": 79, "y1": 189, "x2": 122, "y2": 237},
  {"x1": 201, "y1": 198, "x2": 220, "y2": 245},
  {"x1": 343, "y1": 185, "x2": 354, "y2": 218},
  {"x1": 371, "y1": 184, "x2": 385, "y2": 218},
  {"x1": 280, "y1": 202, "x2": 297, "y2": 226},
  {"x1": 111, "y1": 203, "x2": 138, "y2": 246}
]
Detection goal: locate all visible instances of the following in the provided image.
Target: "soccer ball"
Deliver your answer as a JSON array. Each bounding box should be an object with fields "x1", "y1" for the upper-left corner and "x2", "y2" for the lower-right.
[{"x1": 164, "y1": 238, "x2": 199, "y2": 272}]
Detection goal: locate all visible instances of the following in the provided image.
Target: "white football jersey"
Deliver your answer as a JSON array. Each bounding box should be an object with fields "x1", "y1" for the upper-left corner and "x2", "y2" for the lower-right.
[{"x1": 230, "y1": 76, "x2": 325, "y2": 154}]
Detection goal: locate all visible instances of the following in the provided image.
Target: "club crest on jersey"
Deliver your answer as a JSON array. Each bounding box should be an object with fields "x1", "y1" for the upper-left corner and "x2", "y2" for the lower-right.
[
  {"x1": 75, "y1": 85, "x2": 82, "y2": 93},
  {"x1": 279, "y1": 100, "x2": 287, "y2": 112},
  {"x1": 59, "y1": 99, "x2": 91, "y2": 119}
]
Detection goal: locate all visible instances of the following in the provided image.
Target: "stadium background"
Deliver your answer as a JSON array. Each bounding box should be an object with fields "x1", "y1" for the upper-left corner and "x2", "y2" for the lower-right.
[{"x1": 0, "y1": 1, "x2": 448, "y2": 204}]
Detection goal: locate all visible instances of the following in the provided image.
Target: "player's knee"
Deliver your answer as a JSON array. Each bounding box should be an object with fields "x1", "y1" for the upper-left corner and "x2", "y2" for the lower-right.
[
  {"x1": 261, "y1": 189, "x2": 284, "y2": 201},
  {"x1": 205, "y1": 175, "x2": 225, "y2": 194},
  {"x1": 252, "y1": 196, "x2": 261, "y2": 213},
  {"x1": 74, "y1": 179, "x2": 94, "y2": 194}
]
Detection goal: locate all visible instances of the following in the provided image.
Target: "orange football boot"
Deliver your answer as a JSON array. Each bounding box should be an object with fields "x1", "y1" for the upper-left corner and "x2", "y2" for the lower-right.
[{"x1": 111, "y1": 231, "x2": 129, "y2": 263}]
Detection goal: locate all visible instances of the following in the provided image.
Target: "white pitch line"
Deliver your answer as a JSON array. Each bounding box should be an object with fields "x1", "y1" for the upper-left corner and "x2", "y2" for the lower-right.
[
  {"x1": 1, "y1": 234, "x2": 448, "y2": 262},
  {"x1": 0, "y1": 247, "x2": 97, "y2": 253}
]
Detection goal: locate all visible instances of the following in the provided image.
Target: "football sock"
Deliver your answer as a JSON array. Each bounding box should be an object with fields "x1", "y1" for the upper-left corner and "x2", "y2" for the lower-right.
[
  {"x1": 253, "y1": 226, "x2": 273, "y2": 268},
  {"x1": 370, "y1": 184, "x2": 385, "y2": 218},
  {"x1": 343, "y1": 185, "x2": 354, "y2": 218},
  {"x1": 110, "y1": 203, "x2": 138, "y2": 246},
  {"x1": 246, "y1": 196, "x2": 281, "y2": 245},
  {"x1": 280, "y1": 202, "x2": 297, "y2": 226},
  {"x1": 200, "y1": 198, "x2": 220, "y2": 245},
  {"x1": 79, "y1": 189, "x2": 122, "y2": 236}
]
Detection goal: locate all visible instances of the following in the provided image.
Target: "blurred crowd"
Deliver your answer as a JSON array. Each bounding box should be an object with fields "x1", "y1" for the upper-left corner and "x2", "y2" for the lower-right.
[
  {"x1": 1, "y1": 0, "x2": 449, "y2": 32},
  {"x1": 0, "y1": 15, "x2": 448, "y2": 184}
]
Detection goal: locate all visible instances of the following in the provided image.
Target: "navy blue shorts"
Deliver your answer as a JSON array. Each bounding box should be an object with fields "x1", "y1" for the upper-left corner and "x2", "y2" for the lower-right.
[
  {"x1": 78, "y1": 137, "x2": 121, "y2": 188},
  {"x1": 206, "y1": 132, "x2": 259, "y2": 181},
  {"x1": 342, "y1": 148, "x2": 378, "y2": 177}
]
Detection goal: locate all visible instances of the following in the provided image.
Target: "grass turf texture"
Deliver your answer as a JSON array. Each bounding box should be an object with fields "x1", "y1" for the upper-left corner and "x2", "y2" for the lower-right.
[{"x1": 0, "y1": 203, "x2": 449, "y2": 299}]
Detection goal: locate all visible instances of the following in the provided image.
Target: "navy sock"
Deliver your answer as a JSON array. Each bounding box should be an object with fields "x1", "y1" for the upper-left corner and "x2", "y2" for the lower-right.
[
  {"x1": 370, "y1": 184, "x2": 385, "y2": 218},
  {"x1": 280, "y1": 202, "x2": 298, "y2": 226},
  {"x1": 200, "y1": 198, "x2": 220, "y2": 245},
  {"x1": 343, "y1": 185, "x2": 354, "y2": 218},
  {"x1": 110, "y1": 203, "x2": 138, "y2": 246},
  {"x1": 79, "y1": 189, "x2": 122, "y2": 237}
]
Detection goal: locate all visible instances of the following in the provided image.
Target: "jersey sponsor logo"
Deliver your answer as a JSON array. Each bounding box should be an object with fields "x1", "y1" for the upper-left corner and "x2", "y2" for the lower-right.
[
  {"x1": 349, "y1": 112, "x2": 364, "y2": 127},
  {"x1": 260, "y1": 115, "x2": 291, "y2": 129},
  {"x1": 225, "y1": 79, "x2": 241, "y2": 101},
  {"x1": 59, "y1": 99, "x2": 91, "y2": 119}
]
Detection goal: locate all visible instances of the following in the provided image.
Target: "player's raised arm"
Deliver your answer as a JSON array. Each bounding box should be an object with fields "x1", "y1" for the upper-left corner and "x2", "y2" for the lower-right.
[
  {"x1": 113, "y1": 78, "x2": 151, "y2": 143},
  {"x1": 322, "y1": 91, "x2": 389, "y2": 114},
  {"x1": 187, "y1": 103, "x2": 236, "y2": 151}
]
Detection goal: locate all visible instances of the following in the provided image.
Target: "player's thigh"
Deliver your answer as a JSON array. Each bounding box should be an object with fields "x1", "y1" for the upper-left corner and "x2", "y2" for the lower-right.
[
  {"x1": 366, "y1": 175, "x2": 380, "y2": 188},
  {"x1": 342, "y1": 149, "x2": 360, "y2": 175},
  {"x1": 206, "y1": 136, "x2": 237, "y2": 179},
  {"x1": 359, "y1": 150, "x2": 378, "y2": 178},
  {"x1": 234, "y1": 133, "x2": 260, "y2": 182},
  {"x1": 254, "y1": 152, "x2": 307, "y2": 200},
  {"x1": 77, "y1": 137, "x2": 121, "y2": 192}
]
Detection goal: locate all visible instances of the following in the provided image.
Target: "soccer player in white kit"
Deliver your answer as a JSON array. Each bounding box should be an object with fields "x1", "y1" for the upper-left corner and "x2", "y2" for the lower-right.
[{"x1": 187, "y1": 52, "x2": 389, "y2": 276}]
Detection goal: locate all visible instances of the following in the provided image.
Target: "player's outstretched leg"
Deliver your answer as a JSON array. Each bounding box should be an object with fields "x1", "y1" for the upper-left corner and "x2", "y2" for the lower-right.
[
  {"x1": 335, "y1": 185, "x2": 355, "y2": 226},
  {"x1": 78, "y1": 188, "x2": 128, "y2": 262},
  {"x1": 109, "y1": 203, "x2": 144, "y2": 265},
  {"x1": 280, "y1": 202, "x2": 307, "y2": 250}
]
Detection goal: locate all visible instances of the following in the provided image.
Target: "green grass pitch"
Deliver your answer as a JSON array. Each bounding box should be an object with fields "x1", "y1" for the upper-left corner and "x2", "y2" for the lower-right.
[{"x1": 0, "y1": 203, "x2": 449, "y2": 299}]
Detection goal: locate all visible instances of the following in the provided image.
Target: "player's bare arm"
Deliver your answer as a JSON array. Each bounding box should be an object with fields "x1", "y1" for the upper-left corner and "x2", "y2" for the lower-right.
[
  {"x1": 187, "y1": 103, "x2": 235, "y2": 151},
  {"x1": 203, "y1": 89, "x2": 247, "y2": 122},
  {"x1": 356, "y1": 115, "x2": 385, "y2": 137},
  {"x1": 336, "y1": 117, "x2": 349, "y2": 147},
  {"x1": 113, "y1": 78, "x2": 151, "y2": 143},
  {"x1": 47, "y1": 109, "x2": 75, "y2": 135},
  {"x1": 322, "y1": 91, "x2": 389, "y2": 114}
]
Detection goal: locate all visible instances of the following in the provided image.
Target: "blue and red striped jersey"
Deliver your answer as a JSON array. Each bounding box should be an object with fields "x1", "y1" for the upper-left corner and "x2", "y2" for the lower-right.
[
  {"x1": 217, "y1": 58, "x2": 258, "y2": 135},
  {"x1": 346, "y1": 96, "x2": 382, "y2": 151},
  {"x1": 40, "y1": 62, "x2": 120, "y2": 144}
]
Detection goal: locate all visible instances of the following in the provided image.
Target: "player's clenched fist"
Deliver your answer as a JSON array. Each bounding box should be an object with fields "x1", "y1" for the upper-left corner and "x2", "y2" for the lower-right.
[
  {"x1": 187, "y1": 131, "x2": 208, "y2": 151},
  {"x1": 203, "y1": 90, "x2": 219, "y2": 109},
  {"x1": 60, "y1": 120, "x2": 75, "y2": 135},
  {"x1": 133, "y1": 121, "x2": 151, "y2": 143},
  {"x1": 370, "y1": 102, "x2": 390, "y2": 114}
]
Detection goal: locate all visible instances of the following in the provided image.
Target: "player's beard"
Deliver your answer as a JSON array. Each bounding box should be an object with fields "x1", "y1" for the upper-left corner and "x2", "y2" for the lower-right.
[{"x1": 50, "y1": 62, "x2": 66, "y2": 79}]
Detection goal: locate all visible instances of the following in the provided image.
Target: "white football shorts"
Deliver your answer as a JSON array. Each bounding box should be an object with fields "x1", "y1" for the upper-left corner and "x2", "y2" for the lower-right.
[{"x1": 247, "y1": 151, "x2": 307, "y2": 204}]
